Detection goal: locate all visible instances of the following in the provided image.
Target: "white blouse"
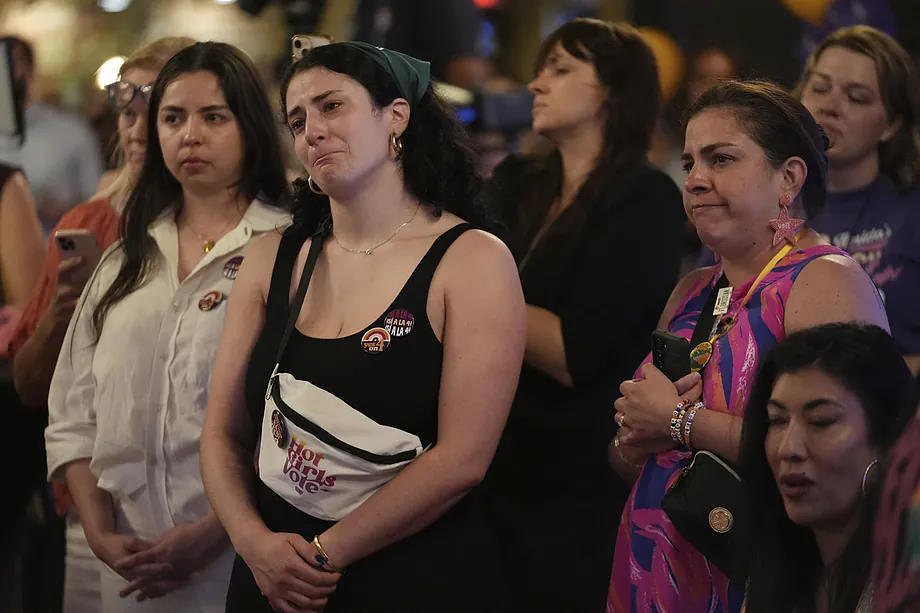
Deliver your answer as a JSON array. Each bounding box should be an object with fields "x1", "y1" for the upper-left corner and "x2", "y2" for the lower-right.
[{"x1": 46, "y1": 200, "x2": 290, "y2": 533}]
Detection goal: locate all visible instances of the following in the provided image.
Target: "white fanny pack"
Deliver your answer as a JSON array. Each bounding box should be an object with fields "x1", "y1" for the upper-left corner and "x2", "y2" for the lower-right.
[
  {"x1": 256, "y1": 225, "x2": 424, "y2": 521},
  {"x1": 258, "y1": 372, "x2": 423, "y2": 521}
]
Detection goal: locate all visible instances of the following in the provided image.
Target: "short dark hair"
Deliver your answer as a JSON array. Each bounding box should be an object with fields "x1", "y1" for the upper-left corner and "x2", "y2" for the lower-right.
[
  {"x1": 795, "y1": 25, "x2": 920, "y2": 191},
  {"x1": 279, "y1": 43, "x2": 492, "y2": 234},
  {"x1": 92, "y1": 41, "x2": 289, "y2": 338},
  {"x1": 685, "y1": 79, "x2": 830, "y2": 219},
  {"x1": 740, "y1": 323, "x2": 918, "y2": 613}
]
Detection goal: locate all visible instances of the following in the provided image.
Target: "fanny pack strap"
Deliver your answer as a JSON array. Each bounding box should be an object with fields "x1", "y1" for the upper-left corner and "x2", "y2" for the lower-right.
[{"x1": 267, "y1": 220, "x2": 329, "y2": 395}]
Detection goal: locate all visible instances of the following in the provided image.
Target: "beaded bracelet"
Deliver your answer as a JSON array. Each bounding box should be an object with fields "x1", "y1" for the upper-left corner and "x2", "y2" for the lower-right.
[
  {"x1": 670, "y1": 398, "x2": 690, "y2": 444},
  {"x1": 682, "y1": 401, "x2": 705, "y2": 448}
]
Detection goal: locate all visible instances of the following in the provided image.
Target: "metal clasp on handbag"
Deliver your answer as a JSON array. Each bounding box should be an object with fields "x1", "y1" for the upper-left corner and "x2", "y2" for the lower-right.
[{"x1": 686, "y1": 449, "x2": 741, "y2": 481}]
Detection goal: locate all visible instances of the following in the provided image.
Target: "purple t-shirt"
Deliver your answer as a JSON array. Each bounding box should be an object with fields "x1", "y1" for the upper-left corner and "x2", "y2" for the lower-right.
[{"x1": 809, "y1": 176, "x2": 920, "y2": 354}]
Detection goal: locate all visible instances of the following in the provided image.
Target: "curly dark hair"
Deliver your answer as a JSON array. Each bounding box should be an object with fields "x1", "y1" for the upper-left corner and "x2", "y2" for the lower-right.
[
  {"x1": 685, "y1": 79, "x2": 830, "y2": 220},
  {"x1": 279, "y1": 44, "x2": 494, "y2": 234},
  {"x1": 92, "y1": 41, "x2": 289, "y2": 339},
  {"x1": 740, "y1": 323, "x2": 918, "y2": 613}
]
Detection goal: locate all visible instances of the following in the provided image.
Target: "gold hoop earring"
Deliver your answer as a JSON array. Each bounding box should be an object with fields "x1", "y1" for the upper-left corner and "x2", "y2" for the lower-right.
[
  {"x1": 391, "y1": 133, "x2": 404, "y2": 161},
  {"x1": 862, "y1": 459, "x2": 879, "y2": 495},
  {"x1": 307, "y1": 176, "x2": 324, "y2": 195}
]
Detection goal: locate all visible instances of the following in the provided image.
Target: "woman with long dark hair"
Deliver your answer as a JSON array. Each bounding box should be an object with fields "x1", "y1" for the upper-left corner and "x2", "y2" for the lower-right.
[
  {"x1": 200, "y1": 42, "x2": 524, "y2": 612},
  {"x1": 607, "y1": 81, "x2": 889, "y2": 612},
  {"x1": 479, "y1": 19, "x2": 685, "y2": 610},
  {"x1": 45, "y1": 42, "x2": 290, "y2": 611},
  {"x1": 740, "y1": 323, "x2": 917, "y2": 612},
  {"x1": 797, "y1": 25, "x2": 920, "y2": 376}
]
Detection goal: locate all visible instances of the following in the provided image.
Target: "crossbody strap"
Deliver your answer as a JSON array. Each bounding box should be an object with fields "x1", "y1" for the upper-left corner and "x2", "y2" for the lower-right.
[
  {"x1": 689, "y1": 274, "x2": 729, "y2": 351},
  {"x1": 267, "y1": 220, "x2": 329, "y2": 395}
]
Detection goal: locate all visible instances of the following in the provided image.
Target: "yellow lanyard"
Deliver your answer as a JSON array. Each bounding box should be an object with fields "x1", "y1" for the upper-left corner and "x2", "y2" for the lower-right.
[{"x1": 690, "y1": 236, "x2": 798, "y2": 371}]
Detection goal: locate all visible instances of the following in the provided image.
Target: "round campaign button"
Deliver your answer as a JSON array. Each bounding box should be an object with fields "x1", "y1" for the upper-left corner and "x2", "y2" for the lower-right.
[
  {"x1": 223, "y1": 255, "x2": 244, "y2": 280},
  {"x1": 198, "y1": 290, "x2": 224, "y2": 311},
  {"x1": 271, "y1": 409, "x2": 287, "y2": 448},
  {"x1": 361, "y1": 327, "x2": 391, "y2": 354},
  {"x1": 384, "y1": 308, "x2": 414, "y2": 337}
]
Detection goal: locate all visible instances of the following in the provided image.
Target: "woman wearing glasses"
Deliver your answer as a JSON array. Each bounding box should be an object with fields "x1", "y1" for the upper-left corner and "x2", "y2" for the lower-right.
[{"x1": 9, "y1": 36, "x2": 192, "y2": 613}]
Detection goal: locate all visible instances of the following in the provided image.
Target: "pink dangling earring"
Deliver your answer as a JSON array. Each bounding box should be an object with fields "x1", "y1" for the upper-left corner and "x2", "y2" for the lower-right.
[{"x1": 769, "y1": 193, "x2": 805, "y2": 247}]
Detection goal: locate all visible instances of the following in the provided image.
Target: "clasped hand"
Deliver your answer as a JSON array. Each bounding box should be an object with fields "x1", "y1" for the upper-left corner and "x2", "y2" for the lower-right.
[
  {"x1": 243, "y1": 531, "x2": 340, "y2": 613},
  {"x1": 90, "y1": 519, "x2": 226, "y2": 602},
  {"x1": 613, "y1": 364, "x2": 702, "y2": 454}
]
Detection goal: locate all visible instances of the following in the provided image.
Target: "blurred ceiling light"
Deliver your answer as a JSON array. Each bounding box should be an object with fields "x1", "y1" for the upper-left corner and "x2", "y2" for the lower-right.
[
  {"x1": 98, "y1": 0, "x2": 132, "y2": 11},
  {"x1": 215, "y1": 0, "x2": 237, "y2": 4},
  {"x1": 434, "y1": 82, "x2": 474, "y2": 106},
  {"x1": 95, "y1": 56, "x2": 125, "y2": 90}
]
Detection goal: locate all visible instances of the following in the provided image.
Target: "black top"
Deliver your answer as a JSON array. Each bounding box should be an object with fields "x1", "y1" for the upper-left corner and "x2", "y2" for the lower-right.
[
  {"x1": 476, "y1": 156, "x2": 684, "y2": 611},
  {"x1": 484, "y1": 155, "x2": 685, "y2": 499},
  {"x1": 231, "y1": 221, "x2": 505, "y2": 612}
]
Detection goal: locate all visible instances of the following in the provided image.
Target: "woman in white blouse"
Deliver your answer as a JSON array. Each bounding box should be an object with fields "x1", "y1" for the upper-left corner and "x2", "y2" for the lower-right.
[{"x1": 45, "y1": 42, "x2": 290, "y2": 611}]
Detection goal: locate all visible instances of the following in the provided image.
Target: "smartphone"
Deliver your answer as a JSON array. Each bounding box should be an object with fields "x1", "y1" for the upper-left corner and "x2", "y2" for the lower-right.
[
  {"x1": 651, "y1": 330, "x2": 691, "y2": 382},
  {"x1": 55, "y1": 229, "x2": 101, "y2": 284},
  {"x1": 291, "y1": 34, "x2": 334, "y2": 62}
]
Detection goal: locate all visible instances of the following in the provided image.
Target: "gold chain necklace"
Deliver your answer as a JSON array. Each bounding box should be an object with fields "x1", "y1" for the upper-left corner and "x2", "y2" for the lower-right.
[
  {"x1": 332, "y1": 203, "x2": 421, "y2": 256},
  {"x1": 181, "y1": 209, "x2": 244, "y2": 254}
]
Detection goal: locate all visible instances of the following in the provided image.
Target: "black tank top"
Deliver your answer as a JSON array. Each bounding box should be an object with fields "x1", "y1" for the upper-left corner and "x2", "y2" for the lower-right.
[
  {"x1": 245, "y1": 221, "x2": 472, "y2": 445},
  {"x1": 233, "y1": 221, "x2": 506, "y2": 612}
]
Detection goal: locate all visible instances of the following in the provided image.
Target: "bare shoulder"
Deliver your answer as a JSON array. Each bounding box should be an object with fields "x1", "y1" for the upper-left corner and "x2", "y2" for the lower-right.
[
  {"x1": 1, "y1": 171, "x2": 34, "y2": 207},
  {"x1": 441, "y1": 228, "x2": 517, "y2": 276},
  {"x1": 791, "y1": 253, "x2": 877, "y2": 297},
  {"x1": 786, "y1": 253, "x2": 889, "y2": 333},
  {"x1": 244, "y1": 230, "x2": 285, "y2": 269},
  {"x1": 430, "y1": 227, "x2": 521, "y2": 310},
  {"x1": 658, "y1": 266, "x2": 713, "y2": 328},
  {"x1": 671, "y1": 267, "x2": 713, "y2": 299},
  {"x1": 238, "y1": 231, "x2": 286, "y2": 301}
]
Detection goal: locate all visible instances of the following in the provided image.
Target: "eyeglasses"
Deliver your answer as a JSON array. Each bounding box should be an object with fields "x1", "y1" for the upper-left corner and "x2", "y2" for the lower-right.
[{"x1": 105, "y1": 80, "x2": 153, "y2": 111}]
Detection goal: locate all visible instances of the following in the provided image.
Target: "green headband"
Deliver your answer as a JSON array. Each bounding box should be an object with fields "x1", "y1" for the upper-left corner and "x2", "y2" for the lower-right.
[{"x1": 332, "y1": 41, "x2": 431, "y2": 107}]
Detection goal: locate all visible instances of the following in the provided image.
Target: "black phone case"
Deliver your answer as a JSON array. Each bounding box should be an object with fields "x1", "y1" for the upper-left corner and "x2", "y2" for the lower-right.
[{"x1": 652, "y1": 330, "x2": 691, "y2": 381}]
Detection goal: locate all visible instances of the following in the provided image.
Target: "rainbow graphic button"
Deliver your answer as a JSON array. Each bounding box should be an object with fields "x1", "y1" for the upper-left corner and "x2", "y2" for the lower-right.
[{"x1": 361, "y1": 327, "x2": 391, "y2": 354}]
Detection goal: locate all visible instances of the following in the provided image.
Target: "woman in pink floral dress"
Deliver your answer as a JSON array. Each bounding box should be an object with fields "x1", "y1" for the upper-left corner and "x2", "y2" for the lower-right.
[{"x1": 606, "y1": 80, "x2": 890, "y2": 612}]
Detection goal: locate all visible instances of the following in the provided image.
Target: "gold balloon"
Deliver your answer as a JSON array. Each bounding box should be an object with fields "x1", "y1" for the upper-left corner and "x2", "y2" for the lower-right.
[
  {"x1": 637, "y1": 27, "x2": 686, "y2": 103},
  {"x1": 781, "y1": 0, "x2": 833, "y2": 26}
]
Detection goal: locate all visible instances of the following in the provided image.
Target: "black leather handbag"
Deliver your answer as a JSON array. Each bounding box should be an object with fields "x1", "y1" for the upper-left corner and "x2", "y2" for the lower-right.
[
  {"x1": 661, "y1": 450, "x2": 747, "y2": 582},
  {"x1": 660, "y1": 275, "x2": 747, "y2": 583}
]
